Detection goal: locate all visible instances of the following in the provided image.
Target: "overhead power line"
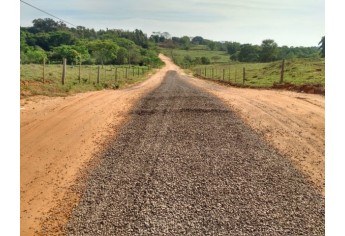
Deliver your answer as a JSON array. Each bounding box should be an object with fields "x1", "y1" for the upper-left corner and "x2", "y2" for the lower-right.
[{"x1": 20, "y1": 0, "x2": 77, "y2": 27}]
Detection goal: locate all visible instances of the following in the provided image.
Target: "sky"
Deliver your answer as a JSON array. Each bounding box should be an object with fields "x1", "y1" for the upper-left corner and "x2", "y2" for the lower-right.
[{"x1": 20, "y1": 0, "x2": 324, "y2": 47}]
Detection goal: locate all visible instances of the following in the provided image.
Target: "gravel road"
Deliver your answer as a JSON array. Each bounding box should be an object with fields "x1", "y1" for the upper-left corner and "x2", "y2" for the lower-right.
[{"x1": 65, "y1": 70, "x2": 324, "y2": 235}]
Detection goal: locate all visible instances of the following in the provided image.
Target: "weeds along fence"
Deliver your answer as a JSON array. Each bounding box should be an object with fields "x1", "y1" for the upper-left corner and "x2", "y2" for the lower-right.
[
  {"x1": 20, "y1": 59, "x2": 151, "y2": 90},
  {"x1": 192, "y1": 59, "x2": 325, "y2": 88}
]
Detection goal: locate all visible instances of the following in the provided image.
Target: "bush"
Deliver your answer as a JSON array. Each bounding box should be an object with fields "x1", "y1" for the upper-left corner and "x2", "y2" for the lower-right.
[{"x1": 201, "y1": 56, "x2": 210, "y2": 65}]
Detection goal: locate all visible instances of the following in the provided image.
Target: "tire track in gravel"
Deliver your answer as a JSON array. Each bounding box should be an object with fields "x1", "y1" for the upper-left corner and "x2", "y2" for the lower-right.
[{"x1": 65, "y1": 70, "x2": 324, "y2": 235}]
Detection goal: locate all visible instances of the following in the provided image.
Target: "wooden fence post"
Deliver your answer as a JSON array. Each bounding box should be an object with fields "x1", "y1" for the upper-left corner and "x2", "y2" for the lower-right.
[
  {"x1": 235, "y1": 69, "x2": 237, "y2": 83},
  {"x1": 280, "y1": 59, "x2": 285, "y2": 83},
  {"x1": 243, "y1": 67, "x2": 246, "y2": 84},
  {"x1": 204, "y1": 67, "x2": 207, "y2": 77},
  {"x1": 89, "y1": 66, "x2": 91, "y2": 83},
  {"x1": 62, "y1": 58, "x2": 66, "y2": 85},
  {"x1": 43, "y1": 57, "x2": 45, "y2": 83},
  {"x1": 115, "y1": 67, "x2": 118, "y2": 83},
  {"x1": 229, "y1": 67, "x2": 231, "y2": 81},
  {"x1": 212, "y1": 68, "x2": 214, "y2": 79},
  {"x1": 97, "y1": 65, "x2": 100, "y2": 84},
  {"x1": 125, "y1": 67, "x2": 128, "y2": 79},
  {"x1": 78, "y1": 61, "x2": 81, "y2": 83},
  {"x1": 222, "y1": 68, "x2": 225, "y2": 81}
]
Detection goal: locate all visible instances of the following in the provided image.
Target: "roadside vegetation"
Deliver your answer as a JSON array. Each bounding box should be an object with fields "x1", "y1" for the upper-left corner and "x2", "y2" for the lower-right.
[
  {"x1": 156, "y1": 33, "x2": 324, "y2": 90},
  {"x1": 20, "y1": 19, "x2": 325, "y2": 97},
  {"x1": 20, "y1": 64, "x2": 153, "y2": 97},
  {"x1": 20, "y1": 18, "x2": 163, "y2": 97},
  {"x1": 191, "y1": 58, "x2": 324, "y2": 88}
]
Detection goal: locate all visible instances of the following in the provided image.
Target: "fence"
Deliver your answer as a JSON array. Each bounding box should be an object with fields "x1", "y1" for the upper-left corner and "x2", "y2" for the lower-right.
[
  {"x1": 20, "y1": 58, "x2": 151, "y2": 87},
  {"x1": 192, "y1": 59, "x2": 325, "y2": 88}
]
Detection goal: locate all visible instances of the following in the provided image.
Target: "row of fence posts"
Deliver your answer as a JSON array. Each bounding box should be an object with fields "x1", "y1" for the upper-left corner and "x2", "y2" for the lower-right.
[
  {"x1": 195, "y1": 59, "x2": 286, "y2": 85},
  {"x1": 42, "y1": 58, "x2": 148, "y2": 85}
]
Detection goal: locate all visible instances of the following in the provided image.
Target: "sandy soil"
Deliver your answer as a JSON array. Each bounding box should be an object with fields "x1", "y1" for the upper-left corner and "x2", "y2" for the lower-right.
[{"x1": 20, "y1": 54, "x2": 324, "y2": 235}]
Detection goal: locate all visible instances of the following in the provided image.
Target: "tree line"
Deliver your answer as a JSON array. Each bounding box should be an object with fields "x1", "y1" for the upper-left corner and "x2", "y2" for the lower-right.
[
  {"x1": 20, "y1": 18, "x2": 163, "y2": 67},
  {"x1": 20, "y1": 18, "x2": 325, "y2": 66},
  {"x1": 152, "y1": 32, "x2": 325, "y2": 63}
]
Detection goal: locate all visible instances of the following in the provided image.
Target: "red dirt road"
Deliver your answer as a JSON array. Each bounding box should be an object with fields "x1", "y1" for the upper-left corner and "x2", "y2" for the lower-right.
[{"x1": 20, "y1": 54, "x2": 324, "y2": 235}]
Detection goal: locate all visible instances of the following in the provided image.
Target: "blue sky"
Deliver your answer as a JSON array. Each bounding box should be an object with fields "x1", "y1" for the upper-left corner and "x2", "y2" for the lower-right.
[{"x1": 20, "y1": 0, "x2": 324, "y2": 47}]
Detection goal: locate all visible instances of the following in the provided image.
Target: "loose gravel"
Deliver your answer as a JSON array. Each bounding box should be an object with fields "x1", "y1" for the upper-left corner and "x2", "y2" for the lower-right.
[{"x1": 65, "y1": 70, "x2": 324, "y2": 235}]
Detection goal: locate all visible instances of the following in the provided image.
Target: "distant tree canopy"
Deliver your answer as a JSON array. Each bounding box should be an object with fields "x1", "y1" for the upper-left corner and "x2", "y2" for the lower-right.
[
  {"x1": 154, "y1": 33, "x2": 321, "y2": 63},
  {"x1": 20, "y1": 18, "x2": 163, "y2": 67},
  {"x1": 21, "y1": 18, "x2": 323, "y2": 66},
  {"x1": 238, "y1": 44, "x2": 260, "y2": 62},
  {"x1": 228, "y1": 41, "x2": 320, "y2": 63},
  {"x1": 191, "y1": 36, "x2": 204, "y2": 45},
  {"x1": 259, "y1": 39, "x2": 278, "y2": 62}
]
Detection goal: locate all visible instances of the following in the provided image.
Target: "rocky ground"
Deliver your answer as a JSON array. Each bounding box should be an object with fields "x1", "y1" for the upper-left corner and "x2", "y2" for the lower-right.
[
  {"x1": 21, "y1": 54, "x2": 324, "y2": 235},
  {"x1": 63, "y1": 71, "x2": 324, "y2": 235}
]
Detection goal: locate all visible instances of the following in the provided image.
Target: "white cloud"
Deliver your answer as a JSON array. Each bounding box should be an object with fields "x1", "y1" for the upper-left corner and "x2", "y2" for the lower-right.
[{"x1": 20, "y1": 0, "x2": 324, "y2": 46}]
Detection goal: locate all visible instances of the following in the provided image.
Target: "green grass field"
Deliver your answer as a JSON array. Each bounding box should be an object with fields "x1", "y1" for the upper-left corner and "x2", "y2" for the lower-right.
[
  {"x1": 159, "y1": 47, "x2": 230, "y2": 65},
  {"x1": 20, "y1": 64, "x2": 153, "y2": 97},
  {"x1": 191, "y1": 58, "x2": 325, "y2": 87},
  {"x1": 160, "y1": 48, "x2": 324, "y2": 88}
]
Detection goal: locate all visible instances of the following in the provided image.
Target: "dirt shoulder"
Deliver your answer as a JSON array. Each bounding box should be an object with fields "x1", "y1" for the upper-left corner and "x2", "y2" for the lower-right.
[
  {"x1": 20, "y1": 54, "x2": 173, "y2": 236},
  {"x1": 185, "y1": 74, "x2": 325, "y2": 195}
]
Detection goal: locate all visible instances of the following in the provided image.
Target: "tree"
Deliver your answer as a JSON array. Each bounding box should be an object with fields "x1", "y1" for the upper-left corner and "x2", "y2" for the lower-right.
[
  {"x1": 230, "y1": 52, "x2": 239, "y2": 61},
  {"x1": 226, "y1": 42, "x2": 241, "y2": 55},
  {"x1": 319, "y1": 36, "x2": 325, "y2": 58},
  {"x1": 23, "y1": 47, "x2": 47, "y2": 64},
  {"x1": 51, "y1": 45, "x2": 81, "y2": 64},
  {"x1": 49, "y1": 31, "x2": 76, "y2": 48},
  {"x1": 183, "y1": 55, "x2": 193, "y2": 64},
  {"x1": 260, "y1": 39, "x2": 278, "y2": 62},
  {"x1": 180, "y1": 36, "x2": 191, "y2": 50},
  {"x1": 149, "y1": 34, "x2": 160, "y2": 43},
  {"x1": 133, "y1": 29, "x2": 149, "y2": 48},
  {"x1": 238, "y1": 44, "x2": 260, "y2": 62},
  {"x1": 115, "y1": 47, "x2": 128, "y2": 64},
  {"x1": 88, "y1": 40, "x2": 119, "y2": 65},
  {"x1": 30, "y1": 18, "x2": 59, "y2": 33},
  {"x1": 191, "y1": 36, "x2": 204, "y2": 45},
  {"x1": 208, "y1": 41, "x2": 216, "y2": 51},
  {"x1": 201, "y1": 56, "x2": 211, "y2": 64}
]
